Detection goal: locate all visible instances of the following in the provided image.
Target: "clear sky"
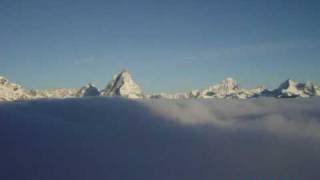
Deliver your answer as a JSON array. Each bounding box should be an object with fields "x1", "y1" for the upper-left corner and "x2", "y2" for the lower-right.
[{"x1": 0, "y1": 0, "x2": 320, "y2": 93}]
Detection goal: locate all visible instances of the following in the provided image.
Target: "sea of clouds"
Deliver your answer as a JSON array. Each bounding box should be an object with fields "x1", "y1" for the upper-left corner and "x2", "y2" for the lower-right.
[{"x1": 0, "y1": 97, "x2": 319, "y2": 179}]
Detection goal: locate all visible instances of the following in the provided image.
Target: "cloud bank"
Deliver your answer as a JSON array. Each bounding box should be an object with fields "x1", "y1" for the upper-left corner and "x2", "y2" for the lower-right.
[
  {"x1": 142, "y1": 98, "x2": 320, "y2": 139},
  {"x1": 0, "y1": 97, "x2": 319, "y2": 179}
]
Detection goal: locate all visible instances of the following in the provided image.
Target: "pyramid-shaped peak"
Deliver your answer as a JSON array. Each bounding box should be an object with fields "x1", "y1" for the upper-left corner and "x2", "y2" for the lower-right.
[
  {"x1": 121, "y1": 68, "x2": 129, "y2": 73},
  {"x1": 113, "y1": 69, "x2": 134, "y2": 80},
  {"x1": 101, "y1": 70, "x2": 143, "y2": 99}
]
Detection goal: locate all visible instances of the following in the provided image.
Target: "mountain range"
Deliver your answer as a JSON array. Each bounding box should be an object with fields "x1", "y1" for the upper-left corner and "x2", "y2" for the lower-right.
[{"x1": 1, "y1": 70, "x2": 319, "y2": 101}]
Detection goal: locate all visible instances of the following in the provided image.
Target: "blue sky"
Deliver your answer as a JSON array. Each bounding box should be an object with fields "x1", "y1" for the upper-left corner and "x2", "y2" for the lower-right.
[{"x1": 0, "y1": 0, "x2": 320, "y2": 93}]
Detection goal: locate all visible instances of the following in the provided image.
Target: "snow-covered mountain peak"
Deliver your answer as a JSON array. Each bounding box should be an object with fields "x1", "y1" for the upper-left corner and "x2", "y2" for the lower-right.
[
  {"x1": 223, "y1": 77, "x2": 236, "y2": 82},
  {"x1": 205, "y1": 77, "x2": 240, "y2": 93},
  {"x1": 304, "y1": 81, "x2": 317, "y2": 92},
  {"x1": 186, "y1": 77, "x2": 242, "y2": 99},
  {"x1": 278, "y1": 79, "x2": 298, "y2": 89},
  {"x1": 1, "y1": 72, "x2": 319, "y2": 101},
  {"x1": 0, "y1": 76, "x2": 18, "y2": 87},
  {"x1": 117, "y1": 69, "x2": 133, "y2": 81},
  {"x1": 272, "y1": 79, "x2": 320, "y2": 98},
  {"x1": 101, "y1": 70, "x2": 143, "y2": 99},
  {"x1": 0, "y1": 76, "x2": 9, "y2": 84},
  {"x1": 76, "y1": 83, "x2": 100, "y2": 97},
  {"x1": 0, "y1": 76, "x2": 30, "y2": 101},
  {"x1": 219, "y1": 77, "x2": 239, "y2": 90}
]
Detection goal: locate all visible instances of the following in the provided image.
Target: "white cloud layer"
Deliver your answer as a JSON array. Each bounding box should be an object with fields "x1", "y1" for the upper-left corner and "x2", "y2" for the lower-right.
[
  {"x1": 0, "y1": 97, "x2": 319, "y2": 179},
  {"x1": 141, "y1": 98, "x2": 320, "y2": 139}
]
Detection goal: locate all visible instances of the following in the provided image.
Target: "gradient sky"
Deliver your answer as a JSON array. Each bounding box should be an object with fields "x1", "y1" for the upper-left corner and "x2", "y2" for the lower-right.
[{"x1": 0, "y1": 0, "x2": 319, "y2": 93}]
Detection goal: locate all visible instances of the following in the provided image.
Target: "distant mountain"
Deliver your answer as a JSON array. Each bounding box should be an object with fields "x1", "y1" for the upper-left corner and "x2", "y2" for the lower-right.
[
  {"x1": 149, "y1": 78, "x2": 265, "y2": 99},
  {"x1": 30, "y1": 88, "x2": 78, "y2": 99},
  {"x1": 0, "y1": 70, "x2": 319, "y2": 101},
  {"x1": 0, "y1": 76, "x2": 30, "y2": 101},
  {"x1": 76, "y1": 83, "x2": 100, "y2": 97},
  {"x1": 0, "y1": 76, "x2": 78, "y2": 101},
  {"x1": 100, "y1": 69, "x2": 143, "y2": 99},
  {"x1": 270, "y1": 79, "x2": 320, "y2": 98},
  {"x1": 188, "y1": 78, "x2": 264, "y2": 99}
]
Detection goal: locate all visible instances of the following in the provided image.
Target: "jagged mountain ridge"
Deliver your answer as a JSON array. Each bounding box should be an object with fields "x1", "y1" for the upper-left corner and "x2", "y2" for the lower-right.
[
  {"x1": 0, "y1": 70, "x2": 319, "y2": 101},
  {"x1": 30, "y1": 88, "x2": 78, "y2": 98},
  {"x1": 270, "y1": 79, "x2": 320, "y2": 98},
  {"x1": 148, "y1": 78, "x2": 265, "y2": 99},
  {"x1": 188, "y1": 78, "x2": 264, "y2": 99}
]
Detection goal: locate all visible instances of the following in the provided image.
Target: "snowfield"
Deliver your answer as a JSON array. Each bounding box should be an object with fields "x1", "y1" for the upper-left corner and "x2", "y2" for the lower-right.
[{"x1": 0, "y1": 97, "x2": 320, "y2": 179}]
